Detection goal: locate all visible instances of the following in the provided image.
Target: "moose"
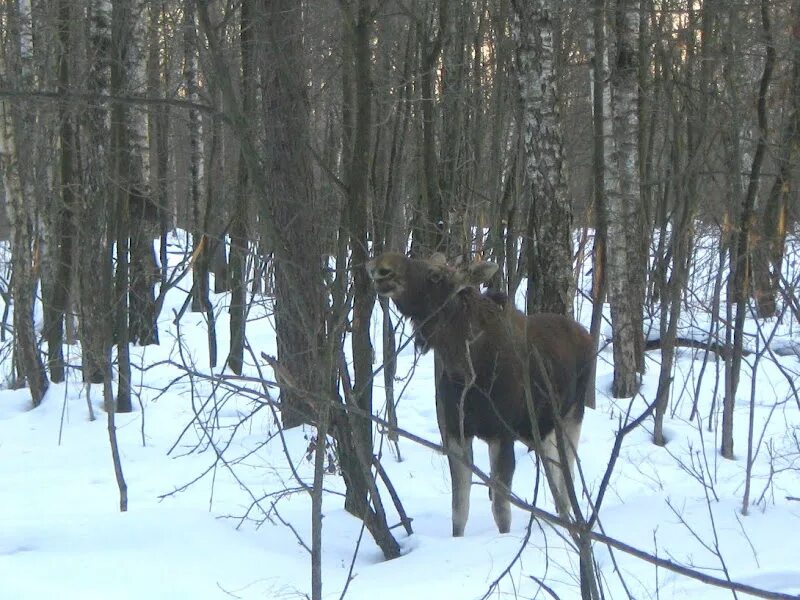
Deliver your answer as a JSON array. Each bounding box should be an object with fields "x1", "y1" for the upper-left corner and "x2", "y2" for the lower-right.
[{"x1": 367, "y1": 252, "x2": 593, "y2": 536}]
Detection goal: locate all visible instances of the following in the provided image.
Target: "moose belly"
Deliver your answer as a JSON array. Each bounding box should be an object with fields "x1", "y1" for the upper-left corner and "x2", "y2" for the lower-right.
[{"x1": 437, "y1": 375, "x2": 542, "y2": 442}]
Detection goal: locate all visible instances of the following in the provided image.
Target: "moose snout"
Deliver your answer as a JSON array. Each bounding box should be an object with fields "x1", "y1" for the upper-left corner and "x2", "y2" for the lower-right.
[{"x1": 367, "y1": 258, "x2": 401, "y2": 298}]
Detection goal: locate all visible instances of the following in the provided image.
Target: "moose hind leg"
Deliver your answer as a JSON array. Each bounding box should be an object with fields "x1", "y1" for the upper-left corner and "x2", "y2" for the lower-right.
[
  {"x1": 446, "y1": 435, "x2": 474, "y2": 537},
  {"x1": 542, "y1": 414, "x2": 582, "y2": 517},
  {"x1": 488, "y1": 439, "x2": 515, "y2": 534}
]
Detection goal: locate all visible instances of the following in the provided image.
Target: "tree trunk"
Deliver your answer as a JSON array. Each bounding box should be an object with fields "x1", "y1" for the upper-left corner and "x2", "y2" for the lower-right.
[
  {"x1": 185, "y1": 1, "x2": 209, "y2": 315},
  {"x1": 123, "y1": 0, "x2": 158, "y2": 346},
  {"x1": 1, "y1": 0, "x2": 49, "y2": 406},
  {"x1": 411, "y1": 3, "x2": 447, "y2": 256},
  {"x1": 723, "y1": 0, "x2": 774, "y2": 459},
  {"x1": 342, "y1": 0, "x2": 377, "y2": 514},
  {"x1": 586, "y1": 0, "x2": 608, "y2": 409},
  {"x1": 605, "y1": 0, "x2": 641, "y2": 398},
  {"x1": 514, "y1": 0, "x2": 574, "y2": 317},
  {"x1": 41, "y1": 0, "x2": 79, "y2": 383},
  {"x1": 110, "y1": 0, "x2": 138, "y2": 412},
  {"x1": 78, "y1": 0, "x2": 113, "y2": 386},
  {"x1": 259, "y1": 0, "x2": 326, "y2": 428},
  {"x1": 1, "y1": 129, "x2": 48, "y2": 407},
  {"x1": 752, "y1": 0, "x2": 800, "y2": 318},
  {"x1": 227, "y1": 0, "x2": 254, "y2": 376}
]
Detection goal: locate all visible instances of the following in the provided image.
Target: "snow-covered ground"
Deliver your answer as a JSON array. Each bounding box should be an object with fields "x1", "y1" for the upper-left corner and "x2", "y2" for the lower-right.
[{"x1": 1, "y1": 232, "x2": 799, "y2": 599}]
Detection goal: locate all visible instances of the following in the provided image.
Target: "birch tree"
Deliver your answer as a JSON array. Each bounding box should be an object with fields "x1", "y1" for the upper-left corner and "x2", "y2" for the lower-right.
[
  {"x1": 184, "y1": 0, "x2": 208, "y2": 315},
  {"x1": 127, "y1": 0, "x2": 159, "y2": 347},
  {"x1": 513, "y1": 0, "x2": 574, "y2": 317},
  {"x1": 605, "y1": 0, "x2": 641, "y2": 398}
]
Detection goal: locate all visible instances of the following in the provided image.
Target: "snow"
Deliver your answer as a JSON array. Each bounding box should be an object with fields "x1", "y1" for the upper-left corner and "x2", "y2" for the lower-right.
[{"x1": 1, "y1": 232, "x2": 799, "y2": 599}]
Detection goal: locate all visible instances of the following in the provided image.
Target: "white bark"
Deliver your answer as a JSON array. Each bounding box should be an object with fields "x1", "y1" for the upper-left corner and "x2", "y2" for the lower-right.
[
  {"x1": 605, "y1": 0, "x2": 640, "y2": 397},
  {"x1": 127, "y1": 0, "x2": 150, "y2": 193},
  {"x1": 514, "y1": 0, "x2": 573, "y2": 316}
]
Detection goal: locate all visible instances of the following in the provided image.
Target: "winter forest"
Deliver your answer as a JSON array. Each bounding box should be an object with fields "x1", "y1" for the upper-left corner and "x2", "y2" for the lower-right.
[{"x1": 1, "y1": 0, "x2": 799, "y2": 598}]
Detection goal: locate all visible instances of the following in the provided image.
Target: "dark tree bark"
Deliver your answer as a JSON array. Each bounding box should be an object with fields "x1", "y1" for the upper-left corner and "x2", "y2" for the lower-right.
[
  {"x1": 586, "y1": 0, "x2": 608, "y2": 410},
  {"x1": 78, "y1": 0, "x2": 113, "y2": 386},
  {"x1": 341, "y1": 0, "x2": 377, "y2": 515},
  {"x1": 227, "y1": 0, "x2": 254, "y2": 376},
  {"x1": 146, "y1": 1, "x2": 171, "y2": 290},
  {"x1": 652, "y1": 0, "x2": 710, "y2": 445},
  {"x1": 259, "y1": 0, "x2": 326, "y2": 428},
  {"x1": 41, "y1": 0, "x2": 78, "y2": 383},
  {"x1": 723, "y1": 0, "x2": 775, "y2": 459},
  {"x1": 1, "y1": 0, "x2": 49, "y2": 406},
  {"x1": 110, "y1": 0, "x2": 135, "y2": 413},
  {"x1": 752, "y1": 0, "x2": 800, "y2": 318},
  {"x1": 411, "y1": 1, "x2": 447, "y2": 256},
  {"x1": 185, "y1": 1, "x2": 209, "y2": 315},
  {"x1": 4, "y1": 176, "x2": 48, "y2": 407}
]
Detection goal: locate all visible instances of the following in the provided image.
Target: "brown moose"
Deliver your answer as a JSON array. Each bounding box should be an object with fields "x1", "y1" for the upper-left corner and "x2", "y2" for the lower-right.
[{"x1": 367, "y1": 252, "x2": 593, "y2": 536}]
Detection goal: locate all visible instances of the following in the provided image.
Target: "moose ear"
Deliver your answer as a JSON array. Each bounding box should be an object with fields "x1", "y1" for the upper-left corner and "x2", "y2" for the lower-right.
[
  {"x1": 455, "y1": 261, "x2": 499, "y2": 290},
  {"x1": 466, "y1": 261, "x2": 499, "y2": 284}
]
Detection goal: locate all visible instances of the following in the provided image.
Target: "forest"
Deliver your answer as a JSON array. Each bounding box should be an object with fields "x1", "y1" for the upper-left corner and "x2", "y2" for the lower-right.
[{"x1": 0, "y1": 0, "x2": 799, "y2": 599}]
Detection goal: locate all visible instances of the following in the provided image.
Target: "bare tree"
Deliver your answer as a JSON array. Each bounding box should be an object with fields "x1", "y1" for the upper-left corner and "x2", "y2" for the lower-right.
[
  {"x1": 1, "y1": 0, "x2": 49, "y2": 406},
  {"x1": 723, "y1": 0, "x2": 775, "y2": 459},
  {"x1": 752, "y1": 0, "x2": 800, "y2": 317},
  {"x1": 256, "y1": 0, "x2": 327, "y2": 428},
  {"x1": 226, "y1": 0, "x2": 254, "y2": 376},
  {"x1": 39, "y1": 0, "x2": 78, "y2": 384},
  {"x1": 77, "y1": 0, "x2": 114, "y2": 389},
  {"x1": 411, "y1": 0, "x2": 447, "y2": 255},
  {"x1": 340, "y1": 0, "x2": 377, "y2": 514}
]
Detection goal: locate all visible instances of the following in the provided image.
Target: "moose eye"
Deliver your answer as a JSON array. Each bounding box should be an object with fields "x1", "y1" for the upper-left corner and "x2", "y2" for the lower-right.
[{"x1": 428, "y1": 270, "x2": 443, "y2": 284}]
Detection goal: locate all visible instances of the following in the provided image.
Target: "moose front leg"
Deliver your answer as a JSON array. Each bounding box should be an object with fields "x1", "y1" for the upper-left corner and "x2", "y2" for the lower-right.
[
  {"x1": 445, "y1": 434, "x2": 474, "y2": 537},
  {"x1": 488, "y1": 438, "x2": 515, "y2": 533}
]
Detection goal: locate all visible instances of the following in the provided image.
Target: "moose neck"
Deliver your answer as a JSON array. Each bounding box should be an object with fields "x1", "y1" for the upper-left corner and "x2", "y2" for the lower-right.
[{"x1": 407, "y1": 289, "x2": 489, "y2": 379}]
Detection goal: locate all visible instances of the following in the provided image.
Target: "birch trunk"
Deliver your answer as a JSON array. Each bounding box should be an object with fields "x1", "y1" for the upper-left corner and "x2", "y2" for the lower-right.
[
  {"x1": 185, "y1": 1, "x2": 209, "y2": 314},
  {"x1": 514, "y1": 0, "x2": 574, "y2": 317},
  {"x1": 606, "y1": 0, "x2": 641, "y2": 398},
  {"x1": 128, "y1": 0, "x2": 159, "y2": 346}
]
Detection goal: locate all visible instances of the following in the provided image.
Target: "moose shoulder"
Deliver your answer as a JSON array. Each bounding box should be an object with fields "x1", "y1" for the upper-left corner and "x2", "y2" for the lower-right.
[{"x1": 367, "y1": 252, "x2": 593, "y2": 536}]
